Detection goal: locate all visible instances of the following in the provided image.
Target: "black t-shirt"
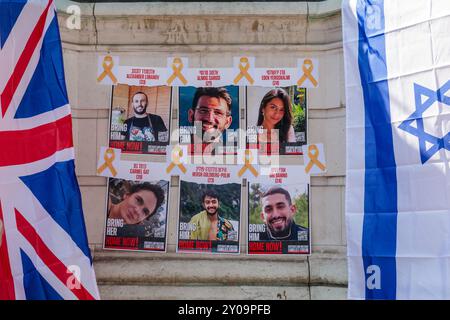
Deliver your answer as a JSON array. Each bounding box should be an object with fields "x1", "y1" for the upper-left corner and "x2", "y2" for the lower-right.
[
  {"x1": 259, "y1": 222, "x2": 308, "y2": 241},
  {"x1": 124, "y1": 114, "x2": 168, "y2": 142}
]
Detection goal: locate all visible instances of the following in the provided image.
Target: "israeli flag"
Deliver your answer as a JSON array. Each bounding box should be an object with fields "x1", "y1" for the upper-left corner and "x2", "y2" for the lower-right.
[{"x1": 343, "y1": 0, "x2": 450, "y2": 299}]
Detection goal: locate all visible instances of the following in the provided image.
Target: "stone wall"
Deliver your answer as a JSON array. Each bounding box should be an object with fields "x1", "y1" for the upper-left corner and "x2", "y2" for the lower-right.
[{"x1": 56, "y1": 0, "x2": 347, "y2": 299}]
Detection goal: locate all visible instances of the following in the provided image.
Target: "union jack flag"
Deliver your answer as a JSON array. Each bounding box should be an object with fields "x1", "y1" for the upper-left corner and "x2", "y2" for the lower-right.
[{"x1": 0, "y1": 0, "x2": 100, "y2": 299}]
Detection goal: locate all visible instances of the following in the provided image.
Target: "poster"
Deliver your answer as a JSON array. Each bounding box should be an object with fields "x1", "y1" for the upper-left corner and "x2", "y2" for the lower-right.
[
  {"x1": 103, "y1": 178, "x2": 170, "y2": 252},
  {"x1": 177, "y1": 165, "x2": 242, "y2": 254},
  {"x1": 247, "y1": 165, "x2": 310, "y2": 254},
  {"x1": 109, "y1": 84, "x2": 172, "y2": 154},
  {"x1": 246, "y1": 86, "x2": 307, "y2": 155},
  {"x1": 178, "y1": 86, "x2": 240, "y2": 155},
  {"x1": 101, "y1": 60, "x2": 313, "y2": 257}
]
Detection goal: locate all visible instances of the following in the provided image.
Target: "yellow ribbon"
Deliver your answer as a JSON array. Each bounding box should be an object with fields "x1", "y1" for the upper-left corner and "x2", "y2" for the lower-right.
[
  {"x1": 305, "y1": 144, "x2": 326, "y2": 174},
  {"x1": 166, "y1": 146, "x2": 187, "y2": 174},
  {"x1": 238, "y1": 149, "x2": 258, "y2": 177},
  {"x1": 297, "y1": 59, "x2": 318, "y2": 87},
  {"x1": 97, "y1": 55, "x2": 117, "y2": 84},
  {"x1": 97, "y1": 148, "x2": 118, "y2": 176},
  {"x1": 167, "y1": 58, "x2": 188, "y2": 85},
  {"x1": 233, "y1": 57, "x2": 254, "y2": 85}
]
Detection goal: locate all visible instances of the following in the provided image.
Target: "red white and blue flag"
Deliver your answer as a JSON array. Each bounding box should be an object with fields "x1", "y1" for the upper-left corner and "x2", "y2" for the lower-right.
[{"x1": 0, "y1": 0, "x2": 100, "y2": 299}]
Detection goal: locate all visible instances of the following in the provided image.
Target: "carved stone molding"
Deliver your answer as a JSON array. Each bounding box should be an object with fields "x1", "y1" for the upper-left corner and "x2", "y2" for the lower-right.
[{"x1": 57, "y1": 0, "x2": 342, "y2": 46}]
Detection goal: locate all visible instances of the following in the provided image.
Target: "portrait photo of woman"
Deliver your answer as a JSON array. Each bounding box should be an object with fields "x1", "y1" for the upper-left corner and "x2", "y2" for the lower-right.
[
  {"x1": 256, "y1": 88, "x2": 296, "y2": 144},
  {"x1": 104, "y1": 178, "x2": 169, "y2": 251},
  {"x1": 108, "y1": 181, "x2": 165, "y2": 225}
]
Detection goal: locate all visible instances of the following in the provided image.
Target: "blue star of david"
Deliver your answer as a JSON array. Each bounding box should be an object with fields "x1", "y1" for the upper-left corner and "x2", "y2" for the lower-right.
[{"x1": 398, "y1": 80, "x2": 450, "y2": 164}]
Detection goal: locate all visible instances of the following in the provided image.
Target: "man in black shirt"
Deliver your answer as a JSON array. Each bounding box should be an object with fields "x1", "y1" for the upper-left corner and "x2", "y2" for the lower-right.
[
  {"x1": 259, "y1": 186, "x2": 308, "y2": 241},
  {"x1": 124, "y1": 92, "x2": 168, "y2": 142}
]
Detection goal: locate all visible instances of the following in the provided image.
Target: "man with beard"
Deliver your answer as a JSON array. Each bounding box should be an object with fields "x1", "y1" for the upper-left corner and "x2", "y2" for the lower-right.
[
  {"x1": 188, "y1": 189, "x2": 234, "y2": 241},
  {"x1": 188, "y1": 87, "x2": 233, "y2": 145},
  {"x1": 123, "y1": 91, "x2": 168, "y2": 142},
  {"x1": 259, "y1": 186, "x2": 308, "y2": 241}
]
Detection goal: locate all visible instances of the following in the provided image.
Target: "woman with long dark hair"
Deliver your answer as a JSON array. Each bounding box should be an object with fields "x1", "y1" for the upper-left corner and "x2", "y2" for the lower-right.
[{"x1": 256, "y1": 88, "x2": 296, "y2": 143}]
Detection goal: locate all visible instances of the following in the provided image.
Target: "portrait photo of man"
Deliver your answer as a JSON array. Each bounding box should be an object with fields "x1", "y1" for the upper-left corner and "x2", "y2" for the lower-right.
[
  {"x1": 179, "y1": 86, "x2": 239, "y2": 147},
  {"x1": 258, "y1": 186, "x2": 308, "y2": 241},
  {"x1": 188, "y1": 87, "x2": 232, "y2": 143},
  {"x1": 189, "y1": 189, "x2": 235, "y2": 241},
  {"x1": 109, "y1": 85, "x2": 171, "y2": 154},
  {"x1": 178, "y1": 181, "x2": 241, "y2": 252},
  {"x1": 123, "y1": 91, "x2": 168, "y2": 142}
]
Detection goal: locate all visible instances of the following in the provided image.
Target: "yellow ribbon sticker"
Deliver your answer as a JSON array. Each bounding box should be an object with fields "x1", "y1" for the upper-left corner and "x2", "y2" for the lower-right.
[
  {"x1": 97, "y1": 148, "x2": 118, "y2": 176},
  {"x1": 167, "y1": 58, "x2": 188, "y2": 85},
  {"x1": 97, "y1": 55, "x2": 118, "y2": 84},
  {"x1": 233, "y1": 57, "x2": 255, "y2": 85},
  {"x1": 166, "y1": 146, "x2": 187, "y2": 174},
  {"x1": 297, "y1": 59, "x2": 318, "y2": 87},
  {"x1": 305, "y1": 144, "x2": 326, "y2": 174},
  {"x1": 238, "y1": 149, "x2": 259, "y2": 177}
]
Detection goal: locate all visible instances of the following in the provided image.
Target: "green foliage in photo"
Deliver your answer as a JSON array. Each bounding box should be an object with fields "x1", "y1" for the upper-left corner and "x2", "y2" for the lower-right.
[
  {"x1": 179, "y1": 181, "x2": 241, "y2": 223},
  {"x1": 248, "y1": 183, "x2": 309, "y2": 228}
]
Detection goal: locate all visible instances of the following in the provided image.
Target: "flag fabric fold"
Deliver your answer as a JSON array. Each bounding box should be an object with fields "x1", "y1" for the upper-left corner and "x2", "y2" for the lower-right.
[
  {"x1": 0, "y1": 0, "x2": 99, "y2": 300},
  {"x1": 343, "y1": 0, "x2": 450, "y2": 299}
]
